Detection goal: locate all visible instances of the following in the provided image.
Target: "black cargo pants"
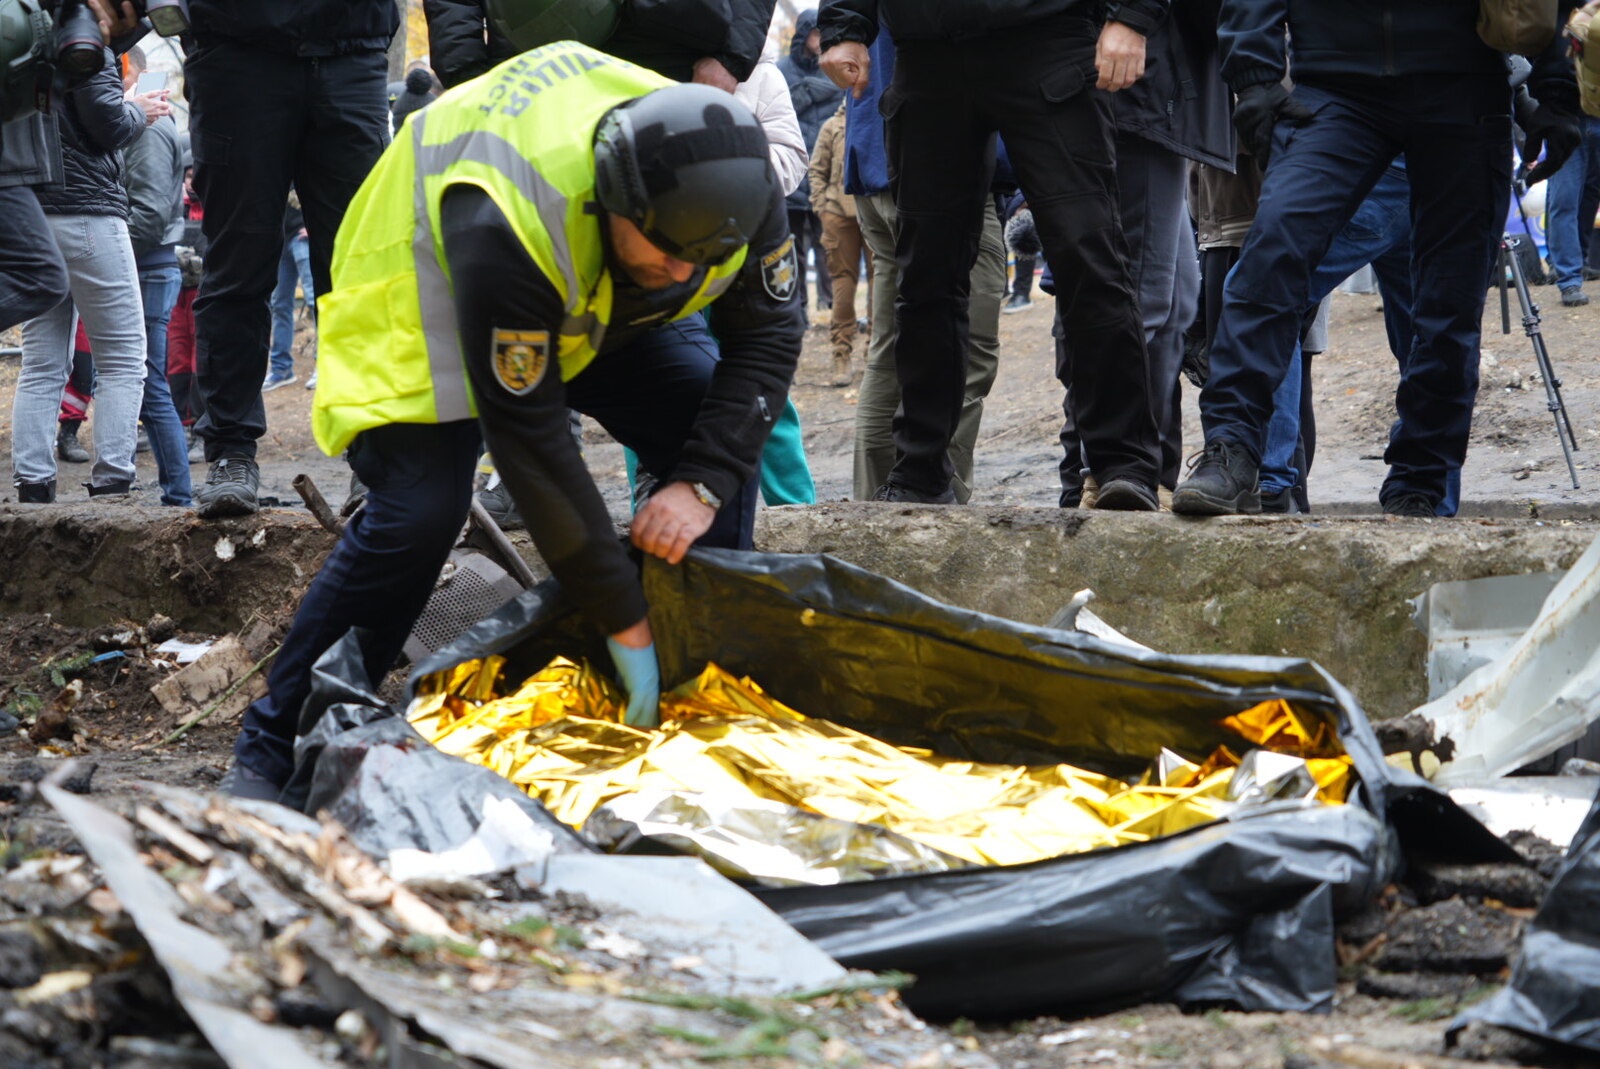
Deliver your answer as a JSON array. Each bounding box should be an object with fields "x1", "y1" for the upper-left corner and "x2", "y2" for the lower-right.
[
  {"x1": 882, "y1": 12, "x2": 1159, "y2": 496},
  {"x1": 185, "y1": 43, "x2": 390, "y2": 462}
]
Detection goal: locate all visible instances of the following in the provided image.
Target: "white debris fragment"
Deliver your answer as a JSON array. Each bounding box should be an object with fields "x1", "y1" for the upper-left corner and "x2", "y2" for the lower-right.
[
  {"x1": 214, "y1": 536, "x2": 236, "y2": 562},
  {"x1": 154, "y1": 638, "x2": 214, "y2": 664},
  {"x1": 1038, "y1": 1028, "x2": 1098, "y2": 1047}
]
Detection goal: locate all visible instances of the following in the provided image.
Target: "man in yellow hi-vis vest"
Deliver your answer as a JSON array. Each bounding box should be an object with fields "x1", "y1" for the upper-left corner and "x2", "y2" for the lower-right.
[{"x1": 223, "y1": 44, "x2": 802, "y2": 801}]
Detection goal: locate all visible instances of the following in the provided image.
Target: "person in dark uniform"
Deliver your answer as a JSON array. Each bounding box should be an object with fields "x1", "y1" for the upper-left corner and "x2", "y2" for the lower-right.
[
  {"x1": 1173, "y1": 1, "x2": 1581, "y2": 517},
  {"x1": 818, "y1": 0, "x2": 1167, "y2": 509},
  {"x1": 184, "y1": 0, "x2": 397, "y2": 518},
  {"x1": 222, "y1": 47, "x2": 802, "y2": 801}
]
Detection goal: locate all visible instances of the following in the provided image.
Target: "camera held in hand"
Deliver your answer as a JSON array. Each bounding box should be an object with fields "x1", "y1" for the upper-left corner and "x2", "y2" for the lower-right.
[
  {"x1": 0, "y1": 0, "x2": 192, "y2": 120},
  {"x1": 54, "y1": 0, "x2": 191, "y2": 82}
]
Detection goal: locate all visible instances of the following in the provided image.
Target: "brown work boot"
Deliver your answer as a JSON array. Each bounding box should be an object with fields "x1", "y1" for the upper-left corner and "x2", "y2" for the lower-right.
[
  {"x1": 1079, "y1": 473, "x2": 1100, "y2": 510},
  {"x1": 830, "y1": 348, "x2": 853, "y2": 387}
]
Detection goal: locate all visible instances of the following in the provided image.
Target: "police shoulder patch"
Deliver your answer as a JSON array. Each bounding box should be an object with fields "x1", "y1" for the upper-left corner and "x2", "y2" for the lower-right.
[
  {"x1": 491, "y1": 329, "x2": 550, "y2": 396},
  {"x1": 760, "y1": 235, "x2": 798, "y2": 303}
]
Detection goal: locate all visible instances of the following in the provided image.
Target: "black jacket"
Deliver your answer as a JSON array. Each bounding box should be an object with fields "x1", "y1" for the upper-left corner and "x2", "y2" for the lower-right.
[
  {"x1": 187, "y1": 0, "x2": 397, "y2": 55},
  {"x1": 440, "y1": 183, "x2": 802, "y2": 635},
  {"x1": 34, "y1": 48, "x2": 143, "y2": 219},
  {"x1": 124, "y1": 115, "x2": 186, "y2": 255},
  {"x1": 1109, "y1": 1, "x2": 1233, "y2": 170},
  {"x1": 426, "y1": 0, "x2": 780, "y2": 89},
  {"x1": 779, "y1": 9, "x2": 845, "y2": 208},
  {"x1": 818, "y1": 0, "x2": 1168, "y2": 50},
  {"x1": 1219, "y1": 0, "x2": 1578, "y2": 113},
  {"x1": 424, "y1": 0, "x2": 517, "y2": 89}
]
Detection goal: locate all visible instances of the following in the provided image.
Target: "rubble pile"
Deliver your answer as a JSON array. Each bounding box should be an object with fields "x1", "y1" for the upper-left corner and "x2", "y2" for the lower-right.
[{"x1": 3, "y1": 766, "x2": 992, "y2": 1068}]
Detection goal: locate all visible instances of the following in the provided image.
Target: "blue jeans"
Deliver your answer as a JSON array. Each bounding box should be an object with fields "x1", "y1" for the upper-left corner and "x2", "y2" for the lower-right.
[
  {"x1": 1202, "y1": 75, "x2": 1511, "y2": 511},
  {"x1": 138, "y1": 263, "x2": 192, "y2": 506},
  {"x1": 1258, "y1": 164, "x2": 1462, "y2": 515},
  {"x1": 268, "y1": 234, "x2": 314, "y2": 377},
  {"x1": 1545, "y1": 115, "x2": 1600, "y2": 292}
]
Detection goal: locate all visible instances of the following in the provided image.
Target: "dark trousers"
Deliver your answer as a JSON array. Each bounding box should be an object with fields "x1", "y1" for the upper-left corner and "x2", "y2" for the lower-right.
[
  {"x1": 233, "y1": 317, "x2": 758, "y2": 784},
  {"x1": 884, "y1": 15, "x2": 1157, "y2": 495},
  {"x1": 1199, "y1": 75, "x2": 1512, "y2": 507},
  {"x1": 0, "y1": 186, "x2": 68, "y2": 332},
  {"x1": 186, "y1": 44, "x2": 389, "y2": 462},
  {"x1": 1058, "y1": 133, "x2": 1196, "y2": 497},
  {"x1": 787, "y1": 207, "x2": 832, "y2": 309}
]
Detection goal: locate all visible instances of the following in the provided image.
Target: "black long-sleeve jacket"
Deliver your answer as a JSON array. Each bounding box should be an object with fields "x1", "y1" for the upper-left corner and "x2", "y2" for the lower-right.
[
  {"x1": 34, "y1": 47, "x2": 143, "y2": 218},
  {"x1": 187, "y1": 0, "x2": 397, "y2": 54},
  {"x1": 818, "y1": 0, "x2": 1169, "y2": 51},
  {"x1": 1218, "y1": 0, "x2": 1578, "y2": 113},
  {"x1": 426, "y1": 0, "x2": 780, "y2": 90},
  {"x1": 439, "y1": 184, "x2": 802, "y2": 634}
]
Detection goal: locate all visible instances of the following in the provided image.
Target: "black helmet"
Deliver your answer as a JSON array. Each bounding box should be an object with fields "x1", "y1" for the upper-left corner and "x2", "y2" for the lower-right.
[{"x1": 593, "y1": 84, "x2": 774, "y2": 265}]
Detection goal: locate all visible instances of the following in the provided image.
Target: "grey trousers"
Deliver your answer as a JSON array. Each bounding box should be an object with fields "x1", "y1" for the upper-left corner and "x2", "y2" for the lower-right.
[
  {"x1": 1058, "y1": 134, "x2": 1198, "y2": 493},
  {"x1": 13, "y1": 214, "x2": 146, "y2": 490},
  {"x1": 853, "y1": 192, "x2": 1005, "y2": 501}
]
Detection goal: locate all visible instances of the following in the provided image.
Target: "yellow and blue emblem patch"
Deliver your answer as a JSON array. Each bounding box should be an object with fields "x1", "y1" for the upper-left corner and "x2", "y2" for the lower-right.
[
  {"x1": 761, "y1": 235, "x2": 798, "y2": 303},
  {"x1": 491, "y1": 329, "x2": 550, "y2": 396}
]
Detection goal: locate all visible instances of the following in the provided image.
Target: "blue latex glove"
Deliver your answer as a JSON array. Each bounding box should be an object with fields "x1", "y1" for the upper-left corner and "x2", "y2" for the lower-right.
[{"x1": 606, "y1": 637, "x2": 661, "y2": 728}]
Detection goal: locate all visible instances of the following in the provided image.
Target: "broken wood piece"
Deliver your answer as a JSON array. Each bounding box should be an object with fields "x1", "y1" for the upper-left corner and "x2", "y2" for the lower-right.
[
  {"x1": 292, "y1": 473, "x2": 343, "y2": 536},
  {"x1": 202, "y1": 804, "x2": 393, "y2": 949},
  {"x1": 134, "y1": 805, "x2": 216, "y2": 865},
  {"x1": 1307, "y1": 1037, "x2": 1527, "y2": 1069},
  {"x1": 155, "y1": 639, "x2": 279, "y2": 744}
]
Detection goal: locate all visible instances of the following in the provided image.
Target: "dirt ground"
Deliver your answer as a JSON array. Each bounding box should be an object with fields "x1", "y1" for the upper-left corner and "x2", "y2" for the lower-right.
[
  {"x1": 3, "y1": 283, "x2": 1600, "y2": 1066},
  {"x1": 5, "y1": 271, "x2": 1600, "y2": 515}
]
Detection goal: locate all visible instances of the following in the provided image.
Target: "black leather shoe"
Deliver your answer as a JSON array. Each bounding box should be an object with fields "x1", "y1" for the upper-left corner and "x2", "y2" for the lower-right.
[
  {"x1": 1094, "y1": 478, "x2": 1159, "y2": 511},
  {"x1": 16, "y1": 480, "x2": 56, "y2": 504},
  {"x1": 1382, "y1": 492, "x2": 1436, "y2": 518},
  {"x1": 1260, "y1": 487, "x2": 1307, "y2": 514},
  {"x1": 872, "y1": 481, "x2": 957, "y2": 505},
  {"x1": 220, "y1": 762, "x2": 284, "y2": 802},
  {"x1": 1172, "y1": 439, "x2": 1261, "y2": 516}
]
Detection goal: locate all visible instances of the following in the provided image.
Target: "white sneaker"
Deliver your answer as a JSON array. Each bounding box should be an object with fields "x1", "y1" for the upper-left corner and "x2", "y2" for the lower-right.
[{"x1": 305, "y1": 369, "x2": 318, "y2": 390}]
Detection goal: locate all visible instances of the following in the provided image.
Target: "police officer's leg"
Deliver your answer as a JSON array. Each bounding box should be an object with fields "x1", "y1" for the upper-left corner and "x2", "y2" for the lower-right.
[
  {"x1": 231, "y1": 420, "x2": 481, "y2": 787},
  {"x1": 567, "y1": 317, "x2": 759, "y2": 549},
  {"x1": 1386, "y1": 74, "x2": 1511, "y2": 510}
]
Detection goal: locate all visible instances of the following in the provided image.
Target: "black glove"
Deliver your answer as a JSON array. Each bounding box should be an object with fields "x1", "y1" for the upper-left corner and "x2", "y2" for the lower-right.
[
  {"x1": 1232, "y1": 83, "x2": 1314, "y2": 169},
  {"x1": 1522, "y1": 103, "x2": 1582, "y2": 186}
]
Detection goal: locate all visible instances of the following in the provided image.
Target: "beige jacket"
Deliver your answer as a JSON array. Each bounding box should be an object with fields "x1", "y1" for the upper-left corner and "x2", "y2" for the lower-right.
[{"x1": 807, "y1": 102, "x2": 853, "y2": 219}]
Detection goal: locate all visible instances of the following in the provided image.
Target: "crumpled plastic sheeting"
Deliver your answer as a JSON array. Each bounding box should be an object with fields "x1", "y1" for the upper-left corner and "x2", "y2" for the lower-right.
[
  {"x1": 407, "y1": 652, "x2": 1356, "y2": 883},
  {"x1": 390, "y1": 548, "x2": 1515, "y2": 1017},
  {"x1": 1451, "y1": 793, "x2": 1600, "y2": 1053}
]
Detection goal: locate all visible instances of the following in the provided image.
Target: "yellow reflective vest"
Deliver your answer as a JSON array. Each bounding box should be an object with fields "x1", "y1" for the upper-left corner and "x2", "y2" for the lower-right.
[{"x1": 312, "y1": 42, "x2": 749, "y2": 456}]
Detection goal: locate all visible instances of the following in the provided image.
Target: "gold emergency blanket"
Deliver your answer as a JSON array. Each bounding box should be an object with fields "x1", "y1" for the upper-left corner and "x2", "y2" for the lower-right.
[{"x1": 407, "y1": 657, "x2": 1354, "y2": 881}]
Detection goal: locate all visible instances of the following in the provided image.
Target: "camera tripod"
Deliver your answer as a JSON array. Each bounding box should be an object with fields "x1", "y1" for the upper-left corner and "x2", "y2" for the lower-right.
[{"x1": 1497, "y1": 233, "x2": 1581, "y2": 490}]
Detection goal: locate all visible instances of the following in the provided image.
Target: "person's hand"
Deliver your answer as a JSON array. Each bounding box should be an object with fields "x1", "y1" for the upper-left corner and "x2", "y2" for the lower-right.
[
  {"x1": 1095, "y1": 21, "x2": 1147, "y2": 91},
  {"x1": 820, "y1": 42, "x2": 871, "y2": 99},
  {"x1": 606, "y1": 627, "x2": 660, "y2": 728},
  {"x1": 1523, "y1": 104, "x2": 1583, "y2": 185},
  {"x1": 87, "y1": 0, "x2": 139, "y2": 43},
  {"x1": 630, "y1": 480, "x2": 716, "y2": 565},
  {"x1": 1231, "y1": 83, "x2": 1314, "y2": 169},
  {"x1": 691, "y1": 56, "x2": 738, "y2": 94},
  {"x1": 129, "y1": 89, "x2": 172, "y2": 126}
]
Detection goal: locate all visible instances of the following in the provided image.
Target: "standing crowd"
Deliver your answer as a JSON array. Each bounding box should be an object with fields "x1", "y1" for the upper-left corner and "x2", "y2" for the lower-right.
[{"x1": 0, "y1": 2, "x2": 1592, "y2": 794}]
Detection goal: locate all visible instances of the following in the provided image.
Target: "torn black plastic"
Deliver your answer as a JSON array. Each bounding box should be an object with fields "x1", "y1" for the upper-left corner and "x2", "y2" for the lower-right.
[
  {"x1": 1451, "y1": 793, "x2": 1600, "y2": 1054},
  {"x1": 296, "y1": 547, "x2": 1507, "y2": 1018}
]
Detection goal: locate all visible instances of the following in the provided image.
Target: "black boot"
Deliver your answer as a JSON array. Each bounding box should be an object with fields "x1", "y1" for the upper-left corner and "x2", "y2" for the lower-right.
[
  {"x1": 15, "y1": 480, "x2": 56, "y2": 504},
  {"x1": 87, "y1": 480, "x2": 133, "y2": 500},
  {"x1": 56, "y1": 421, "x2": 89, "y2": 463},
  {"x1": 1172, "y1": 438, "x2": 1262, "y2": 516}
]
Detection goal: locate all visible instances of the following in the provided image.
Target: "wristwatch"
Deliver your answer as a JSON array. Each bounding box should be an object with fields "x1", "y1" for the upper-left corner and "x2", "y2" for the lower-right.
[{"x1": 689, "y1": 482, "x2": 722, "y2": 511}]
